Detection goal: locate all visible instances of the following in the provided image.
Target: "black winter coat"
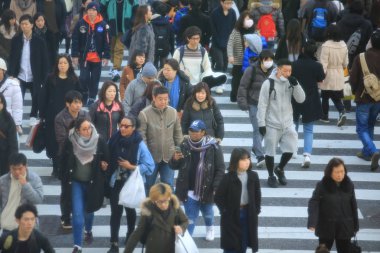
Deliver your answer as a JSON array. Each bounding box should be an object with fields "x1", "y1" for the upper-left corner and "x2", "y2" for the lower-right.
[
  {"x1": 89, "y1": 101, "x2": 124, "y2": 142},
  {"x1": 215, "y1": 170, "x2": 261, "y2": 252},
  {"x1": 291, "y1": 55, "x2": 325, "y2": 123},
  {"x1": 307, "y1": 175, "x2": 359, "y2": 239},
  {"x1": 170, "y1": 137, "x2": 225, "y2": 203},
  {"x1": 158, "y1": 70, "x2": 191, "y2": 112},
  {"x1": 0, "y1": 111, "x2": 18, "y2": 176},
  {"x1": 181, "y1": 98, "x2": 224, "y2": 139},
  {"x1": 178, "y1": 10, "x2": 212, "y2": 47},
  {"x1": 36, "y1": 0, "x2": 67, "y2": 34},
  {"x1": 60, "y1": 137, "x2": 109, "y2": 212},
  {"x1": 8, "y1": 33, "x2": 49, "y2": 87}
]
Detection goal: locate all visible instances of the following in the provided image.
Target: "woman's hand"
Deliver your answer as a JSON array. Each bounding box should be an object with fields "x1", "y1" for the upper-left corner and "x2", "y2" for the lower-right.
[
  {"x1": 118, "y1": 159, "x2": 136, "y2": 170},
  {"x1": 100, "y1": 161, "x2": 108, "y2": 171},
  {"x1": 228, "y1": 56, "x2": 234, "y2": 64},
  {"x1": 308, "y1": 227, "x2": 315, "y2": 232},
  {"x1": 174, "y1": 225, "x2": 183, "y2": 235}
]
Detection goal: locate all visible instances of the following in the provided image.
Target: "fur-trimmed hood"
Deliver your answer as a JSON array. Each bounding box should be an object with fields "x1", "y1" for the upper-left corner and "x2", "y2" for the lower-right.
[
  {"x1": 140, "y1": 194, "x2": 181, "y2": 217},
  {"x1": 321, "y1": 175, "x2": 354, "y2": 193}
]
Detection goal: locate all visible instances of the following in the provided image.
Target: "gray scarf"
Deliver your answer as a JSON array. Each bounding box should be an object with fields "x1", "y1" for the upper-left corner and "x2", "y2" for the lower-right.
[{"x1": 68, "y1": 125, "x2": 99, "y2": 165}]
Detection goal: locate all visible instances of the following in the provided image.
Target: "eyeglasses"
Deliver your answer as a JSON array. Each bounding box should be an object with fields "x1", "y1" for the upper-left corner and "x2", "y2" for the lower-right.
[
  {"x1": 120, "y1": 124, "x2": 134, "y2": 129},
  {"x1": 155, "y1": 199, "x2": 170, "y2": 205}
]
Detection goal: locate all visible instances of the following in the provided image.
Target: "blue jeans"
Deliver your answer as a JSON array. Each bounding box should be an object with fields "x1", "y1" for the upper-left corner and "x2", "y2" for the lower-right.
[
  {"x1": 79, "y1": 61, "x2": 102, "y2": 102},
  {"x1": 295, "y1": 120, "x2": 314, "y2": 156},
  {"x1": 183, "y1": 197, "x2": 214, "y2": 235},
  {"x1": 249, "y1": 105, "x2": 264, "y2": 158},
  {"x1": 72, "y1": 181, "x2": 94, "y2": 247},
  {"x1": 356, "y1": 103, "x2": 380, "y2": 157},
  {"x1": 145, "y1": 161, "x2": 174, "y2": 193},
  {"x1": 224, "y1": 207, "x2": 249, "y2": 253}
]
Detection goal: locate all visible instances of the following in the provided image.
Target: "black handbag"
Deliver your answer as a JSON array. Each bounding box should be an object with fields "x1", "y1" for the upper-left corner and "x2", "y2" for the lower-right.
[
  {"x1": 349, "y1": 235, "x2": 362, "y2": 253},
  {"x1": 32, "y1": 121, "x2": 46, "y2": 153}
]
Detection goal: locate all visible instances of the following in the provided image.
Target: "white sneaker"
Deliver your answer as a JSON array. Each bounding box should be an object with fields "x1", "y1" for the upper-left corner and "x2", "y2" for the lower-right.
[
  {"x1": 205, "y1": 226, "x2": 214, "y2": 241},
  {"x1": 29, "y1": 117, "x2": 39, "y2": 126},
  {"x1": 215, "y1": 87, "x2": 223, "y2": 94},
  {"x1": 302, "y1": 155, "x2": 311, "y2": 168},
  {"x1": 292, "y1": 150, "x2": 298, "y2": 159}
]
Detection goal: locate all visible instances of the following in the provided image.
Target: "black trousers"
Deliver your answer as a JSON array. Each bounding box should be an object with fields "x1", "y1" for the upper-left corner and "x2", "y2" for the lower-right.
[
  {"x1": 60, "y1": 180, "x2": 72, "y2": 222},
  {"x1": 230, "y1": 64, "x2": 243, "y2": 102},
  {"x1": 319, "y1": 238, "x2": 351, "y2": 253},
  {"x1": 321, "y1": 90, "x2": 345, "y2": 117},
  {"x1": 109, "y1": 179, "x2": 137, "y2": 243},
  {"x1": 211, "y1": 46, "x2": 228, "y2": 73},
  {"x1": 20, "y1": 80, "x2": 39, "y2": 118}
]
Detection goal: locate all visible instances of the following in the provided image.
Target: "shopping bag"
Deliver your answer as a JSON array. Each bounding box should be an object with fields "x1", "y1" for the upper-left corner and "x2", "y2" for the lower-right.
[
  {"x1": 118, "y1": 168, "x2": 146, "y2": 208},
  {"x1": 175, "y1": 230, "x2": 199, "y2": 253},
  {"x1": 32, "y1": 121, "x2": 46, "y2": 153},
  {"x1": 25, "y1": 123, "x2": 39, "y2": 148},
  {"x1": 349, "y1": 235, "x2": 362, "y2": 253}
]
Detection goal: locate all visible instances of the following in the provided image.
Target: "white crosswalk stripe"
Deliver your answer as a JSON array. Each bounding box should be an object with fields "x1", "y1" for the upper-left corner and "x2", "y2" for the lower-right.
[{"x1": 11, "y1": 46, "x2": 380, "y2": 253}]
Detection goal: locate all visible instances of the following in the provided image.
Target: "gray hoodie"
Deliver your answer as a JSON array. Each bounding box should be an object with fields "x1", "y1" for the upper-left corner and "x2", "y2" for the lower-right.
[{"x1": 257, "y1": 69, "x2": 305, "y2": 129}]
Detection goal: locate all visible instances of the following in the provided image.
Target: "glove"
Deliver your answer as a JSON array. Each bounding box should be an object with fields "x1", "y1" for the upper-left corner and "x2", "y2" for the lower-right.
[
  {"x1": 259, "y1": 126, "x2": 266, "y2": 136},
  {"x1": 288, "y1": 76, "x2": 298, "y2": 86}
]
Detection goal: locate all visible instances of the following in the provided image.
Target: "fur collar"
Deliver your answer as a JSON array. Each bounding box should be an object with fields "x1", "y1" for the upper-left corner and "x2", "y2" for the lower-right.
[
  {"x1": 321, "y1": 175, "x2": 353, "y2": 193},
  {"x1": 191, "y1": 100, "x2": 209, "y2": 111},
  {"x1": 140, "y1": 194, "x2": 181, "y2": 217}
]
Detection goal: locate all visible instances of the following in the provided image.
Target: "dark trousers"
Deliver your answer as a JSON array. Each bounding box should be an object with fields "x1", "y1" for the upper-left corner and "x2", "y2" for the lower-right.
[
  {"x1": 321, "y1": 90, "x2": 345, "y2": 118},
  {"x1": 154, "y1": 54, "x2": 168, "y2": 70},
  {"x1": 60, "y1": 180, "x2": 72, "y2": 222},
  {"x1": 20, "y1": 80, "x2": 38, "y2": 117},
  {"x1": 319, "y1": 238, "x2": 351, "y2": 253},
  {"x1": 211, "y1": 46, "x2": 228, "y2": 73},
  {"x1": 46, "y1": 31, "x2": 61, "y2": 71},
  {"x1": 79, "y1": 61, "x2": 102, "y2": 102},
  {"x1": 230, "y1": 64, "x2": 243, "y2": 102},
  {"x1": 110, "y1": 179, "x2": 137, "y2": 243}
]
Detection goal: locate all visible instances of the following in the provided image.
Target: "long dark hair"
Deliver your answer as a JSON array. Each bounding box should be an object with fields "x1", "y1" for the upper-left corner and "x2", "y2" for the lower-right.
[
  {"x1": 132, "y1": 5, "x2": 149, "y2": 32},
  {"x1": 324, "y1": 157, "x2": 347, "y2": 178},
  {"x1": 128, "y1": 49, "x2": 145, "y2": 69},
  {"x1": 0, "y1": 93, "x2": 14, "y2": 122},
  {"x1": 286, "y1": 19, "x2": 302, "y2": 54},
  {"x1": 51, "y1": 54, "x2": 79, "y2": 84},
  {"x1": 228, "y1": 148, "x2": 252, "y2": 172},
  {"x1": 187, "y1": 82, "x2": 215, "y2": 107},
  {"x1": 1, "y1": 9, "x2": 17, "y2": 34},
  {"x1": 97, "y1": 81, "x2": 124, "y2": 115},
  {"x1": 235, "y1": 10, "x2": 255, "y2": 33}
]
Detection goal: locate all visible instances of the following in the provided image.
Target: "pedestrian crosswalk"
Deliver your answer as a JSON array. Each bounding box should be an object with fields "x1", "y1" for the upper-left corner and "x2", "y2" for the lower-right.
[{"x1": 13, "y1": 47, "x2": 380, "y2": 253}]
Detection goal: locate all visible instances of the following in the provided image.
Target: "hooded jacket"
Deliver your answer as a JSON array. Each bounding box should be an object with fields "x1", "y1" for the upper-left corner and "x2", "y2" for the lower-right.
[
  {"x1": 122, "y1": 75, "x2": 147, "y2": 115},
  {"x1": 0, "y1": 77, "x2": 23, "y2": 125},
  {"x1": 124, "y1": 195, "x2": 188, "y2": 253},
  {"x1": 71, "y1": 14, "x2": 110, "y2": 61},
  {"x1": 257, "y1": 69, "x2": 305, "y2": 129}
]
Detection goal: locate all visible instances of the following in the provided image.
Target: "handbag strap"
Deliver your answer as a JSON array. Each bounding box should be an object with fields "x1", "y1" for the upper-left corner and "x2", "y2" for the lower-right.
[{"x1": 359, "y1": 53, "x2": 371, "y2": 76}]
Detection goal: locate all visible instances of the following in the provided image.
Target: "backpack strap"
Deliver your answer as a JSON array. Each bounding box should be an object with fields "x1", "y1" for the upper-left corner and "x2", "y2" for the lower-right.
[
  {"x1": 359, "y1": 53, "x2": 371, "y2": 76},
  {"x1": 269, "y1": 78, "x2": 276, "y2": 100},
  {"x1": 179, "y1": 45, "x2": 205, "y2": 73}
]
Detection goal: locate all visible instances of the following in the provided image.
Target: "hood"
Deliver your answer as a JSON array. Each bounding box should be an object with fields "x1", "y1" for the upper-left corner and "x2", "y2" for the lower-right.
[
  {"x1": 140, "y1": 194, "x2": 181, "y2": 217},
  {"x1": 0, "y1": 76, "x2": 20, "y2": 90},
  {"x1": 323, "y1": 40, "x2": 347, "y2": 49},
  {"x1": 83, "y1": 14, "x2": 104, "y2": 29},
  {"x1": 150, "y1": 15, "x2": 169, "y2": 26},
  {"x1": 244, "y1": 34, "x2": 262, "y2": 54},
  {"x1": 251, "y1": 2, "x2": 280, "y2": 14}
]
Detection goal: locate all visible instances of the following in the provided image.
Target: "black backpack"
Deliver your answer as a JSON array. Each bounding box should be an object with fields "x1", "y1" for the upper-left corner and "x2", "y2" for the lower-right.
[{"x1": 153, "y1": 24, "x2": 170, "y2": 57}]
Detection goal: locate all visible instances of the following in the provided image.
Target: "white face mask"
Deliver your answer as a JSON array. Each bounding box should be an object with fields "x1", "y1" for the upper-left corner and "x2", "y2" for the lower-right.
[
  {"x1": 263, "y1": 60, "x2": 273, "y2": 69},
  {"x1": 243, "y1": 19, "x2": 254, "y2": 28},
  {"x1": 279, "y1": 76, "x2": 288, "y2": 82}
]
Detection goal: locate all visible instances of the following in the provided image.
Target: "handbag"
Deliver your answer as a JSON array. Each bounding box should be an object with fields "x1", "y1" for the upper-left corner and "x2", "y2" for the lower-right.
[
  {"x1": 118, "y1": 168, "x2": 146, "y2": 208},
  {"x1": 31, "y1": 121, "x2": 46, "y2": 153},
  {"x1": 175, "y1": 230, "x2": 199, "y2": 253},
  {"x1": 25, "y1": 123, "x2": 39, "y2": 147},
  {"x1": 349, "y1": 234, "x2": 362, "y2": 253}
]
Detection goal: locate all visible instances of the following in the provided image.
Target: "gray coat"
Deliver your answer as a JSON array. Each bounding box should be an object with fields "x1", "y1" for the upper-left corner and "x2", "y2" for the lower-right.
[
  {"x1": 122, "y1": 76, "x2": 147, "y2": 115},
  {"x1": 128, "y1": 23, "x2": 155, "y2": 63},
  {"x1": 0, "y1": 171, "x2": 44, "y2": 221},
  {"x1": 257, "y1": 69, "x2": 305, "y2": 129}
]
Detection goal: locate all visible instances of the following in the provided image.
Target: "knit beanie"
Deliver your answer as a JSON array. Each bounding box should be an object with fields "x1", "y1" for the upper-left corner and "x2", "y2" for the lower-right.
[
  {"x1": 244, "y1": 34, "x2": 263, "y2": 54},
  {"x1": 141, "y1": 62, "x2": 158, "y2": 78},
  {"x1": 86, "y1": 2, "x2": 99, "y2": 12}
]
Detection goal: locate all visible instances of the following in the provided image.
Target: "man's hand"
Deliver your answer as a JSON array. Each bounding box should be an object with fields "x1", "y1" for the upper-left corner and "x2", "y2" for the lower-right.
[
  {"x1": 308, "y1": 227, "x2": 315, "y2": 232},
  {"x1": 100, "y1": 161, "x2": 108, "y2": 171},
  {"x1": 118, "y1": 158, "x2": 136, "y2": 170},
  {"x1": 173, "y1": 151, "x2": 184, "y2": 161},
  {"x1": 18, "y1": 173, "x2": 27, "y2": 185},
  {"x1": 259, "y1": 126, "x2": 266, "y2": 136},
  {"x1": 288, "y1": 76, "x2": 299, "y2": 86}
]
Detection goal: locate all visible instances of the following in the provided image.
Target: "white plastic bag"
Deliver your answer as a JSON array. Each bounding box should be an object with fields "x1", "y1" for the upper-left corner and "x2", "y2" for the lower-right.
[
  {"x1": 175, "y1": 230, "x2": 199, "y2": 253},
  {"x1": 118, "y1": 168, "x2": 146, "y2": 208}
]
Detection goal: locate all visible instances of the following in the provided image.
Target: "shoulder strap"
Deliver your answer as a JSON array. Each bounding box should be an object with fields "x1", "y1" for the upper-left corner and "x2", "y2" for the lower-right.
[
  {"x1": 359, "y1": 53, "x2": 371, "y2": 76},
  {"x1": 179, "y1": 45, "x2": 185, "y2": 65},
  {"x1": 200, "y1": 47, "x2": 205, "y2": 73},
  {"x1": 269, "y1": 78, "x2": 275, "y2": 99},
  {"x1": 140, "y1": 110, "x2": 148, "y2": 123}
]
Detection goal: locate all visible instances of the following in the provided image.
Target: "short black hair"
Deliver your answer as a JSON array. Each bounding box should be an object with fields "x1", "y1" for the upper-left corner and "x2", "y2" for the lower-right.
[
  {"x1": 65, "y1": 90, "x2": 83, "y2": 104},
  {"x1": 152, "y1": 1, "x2": 169, "y2": 16},
  {"x1": 259, "y1": 49, "x2": 274, "y2": 62},
  {"x1": 9, "y1": 153, "x2": 27, "y2": 166},
  {"x1": 152, "y1": 86, "x2": 169, "y2": 96},
  {"x1": 371, "y1": 29, "x2": 380, "y2": 49},
  {"x1": 228, "y1": 148, "x2": 252, "y2": 172},
  {"x1": 19, "y1": 14, "x2": 33, "y2": 24},
  {"x1": 184, "y1": 26, "x2": 201, "y2": 40},
  {"x1": 15, "y1": 203, "x2": 38, "y2": 219},
  {"x1": 189, "y1": 0, "x2": 201, "y2": 10},
  {"x1": 303, "y1": 39, "x2": 318, "y2": 58},
  {"x1": 325, "y1": 24, "x2": 341, "y2": 42},
  {"x1": 276, "y1": 58, "x2": 292, "y2": 67},
  {"x1": 349, "y1": 0, "x2": 364, "y2": 15}
]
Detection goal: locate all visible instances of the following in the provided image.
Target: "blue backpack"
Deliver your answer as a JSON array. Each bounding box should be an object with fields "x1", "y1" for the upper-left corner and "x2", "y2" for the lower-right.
[{"x1": 309, "y1": 6, "x2": 328, "y2": 41}]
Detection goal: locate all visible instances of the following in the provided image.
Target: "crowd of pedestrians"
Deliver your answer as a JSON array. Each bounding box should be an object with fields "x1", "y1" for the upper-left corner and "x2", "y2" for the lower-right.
[{"x1": 0, "y1": 0, "x2": 379, "y2": 253}]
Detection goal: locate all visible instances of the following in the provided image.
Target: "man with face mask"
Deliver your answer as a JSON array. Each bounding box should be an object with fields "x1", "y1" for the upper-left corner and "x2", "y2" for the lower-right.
[
  {"x1": 237, "y1": 49, "x2": 275, "y2": 168},
  {"x1": 257, "y1": 58, "x2": 305, "y2": 188}
]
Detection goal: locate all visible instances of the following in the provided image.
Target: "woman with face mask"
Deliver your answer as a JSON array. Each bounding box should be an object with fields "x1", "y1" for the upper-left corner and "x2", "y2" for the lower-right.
[
  {"x1": 237, "y1": 50, "x2": 275, "y2": 168},
  {"x1": 227, "y1": 10, "x2": 255, "y2": 102}
]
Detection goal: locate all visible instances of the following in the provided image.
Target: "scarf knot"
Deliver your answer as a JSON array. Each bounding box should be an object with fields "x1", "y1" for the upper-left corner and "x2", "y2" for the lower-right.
[{"x1": 68, "y1": 124, "x2": 99, "y2": 165}]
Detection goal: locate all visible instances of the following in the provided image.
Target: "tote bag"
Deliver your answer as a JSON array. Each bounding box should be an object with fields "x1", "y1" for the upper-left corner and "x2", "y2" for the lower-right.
[
  {"x1": 118, "y1": 168, "x2": 146, "y2": 208},
  {"x1": 175, "y1": 230, "x2": 199, "y2": 253}
]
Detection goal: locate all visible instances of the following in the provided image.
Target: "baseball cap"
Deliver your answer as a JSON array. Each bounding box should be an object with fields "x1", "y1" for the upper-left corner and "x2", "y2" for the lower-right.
[{"x1": 189, "y1": 120, "x2": 206, "y2": 132}]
